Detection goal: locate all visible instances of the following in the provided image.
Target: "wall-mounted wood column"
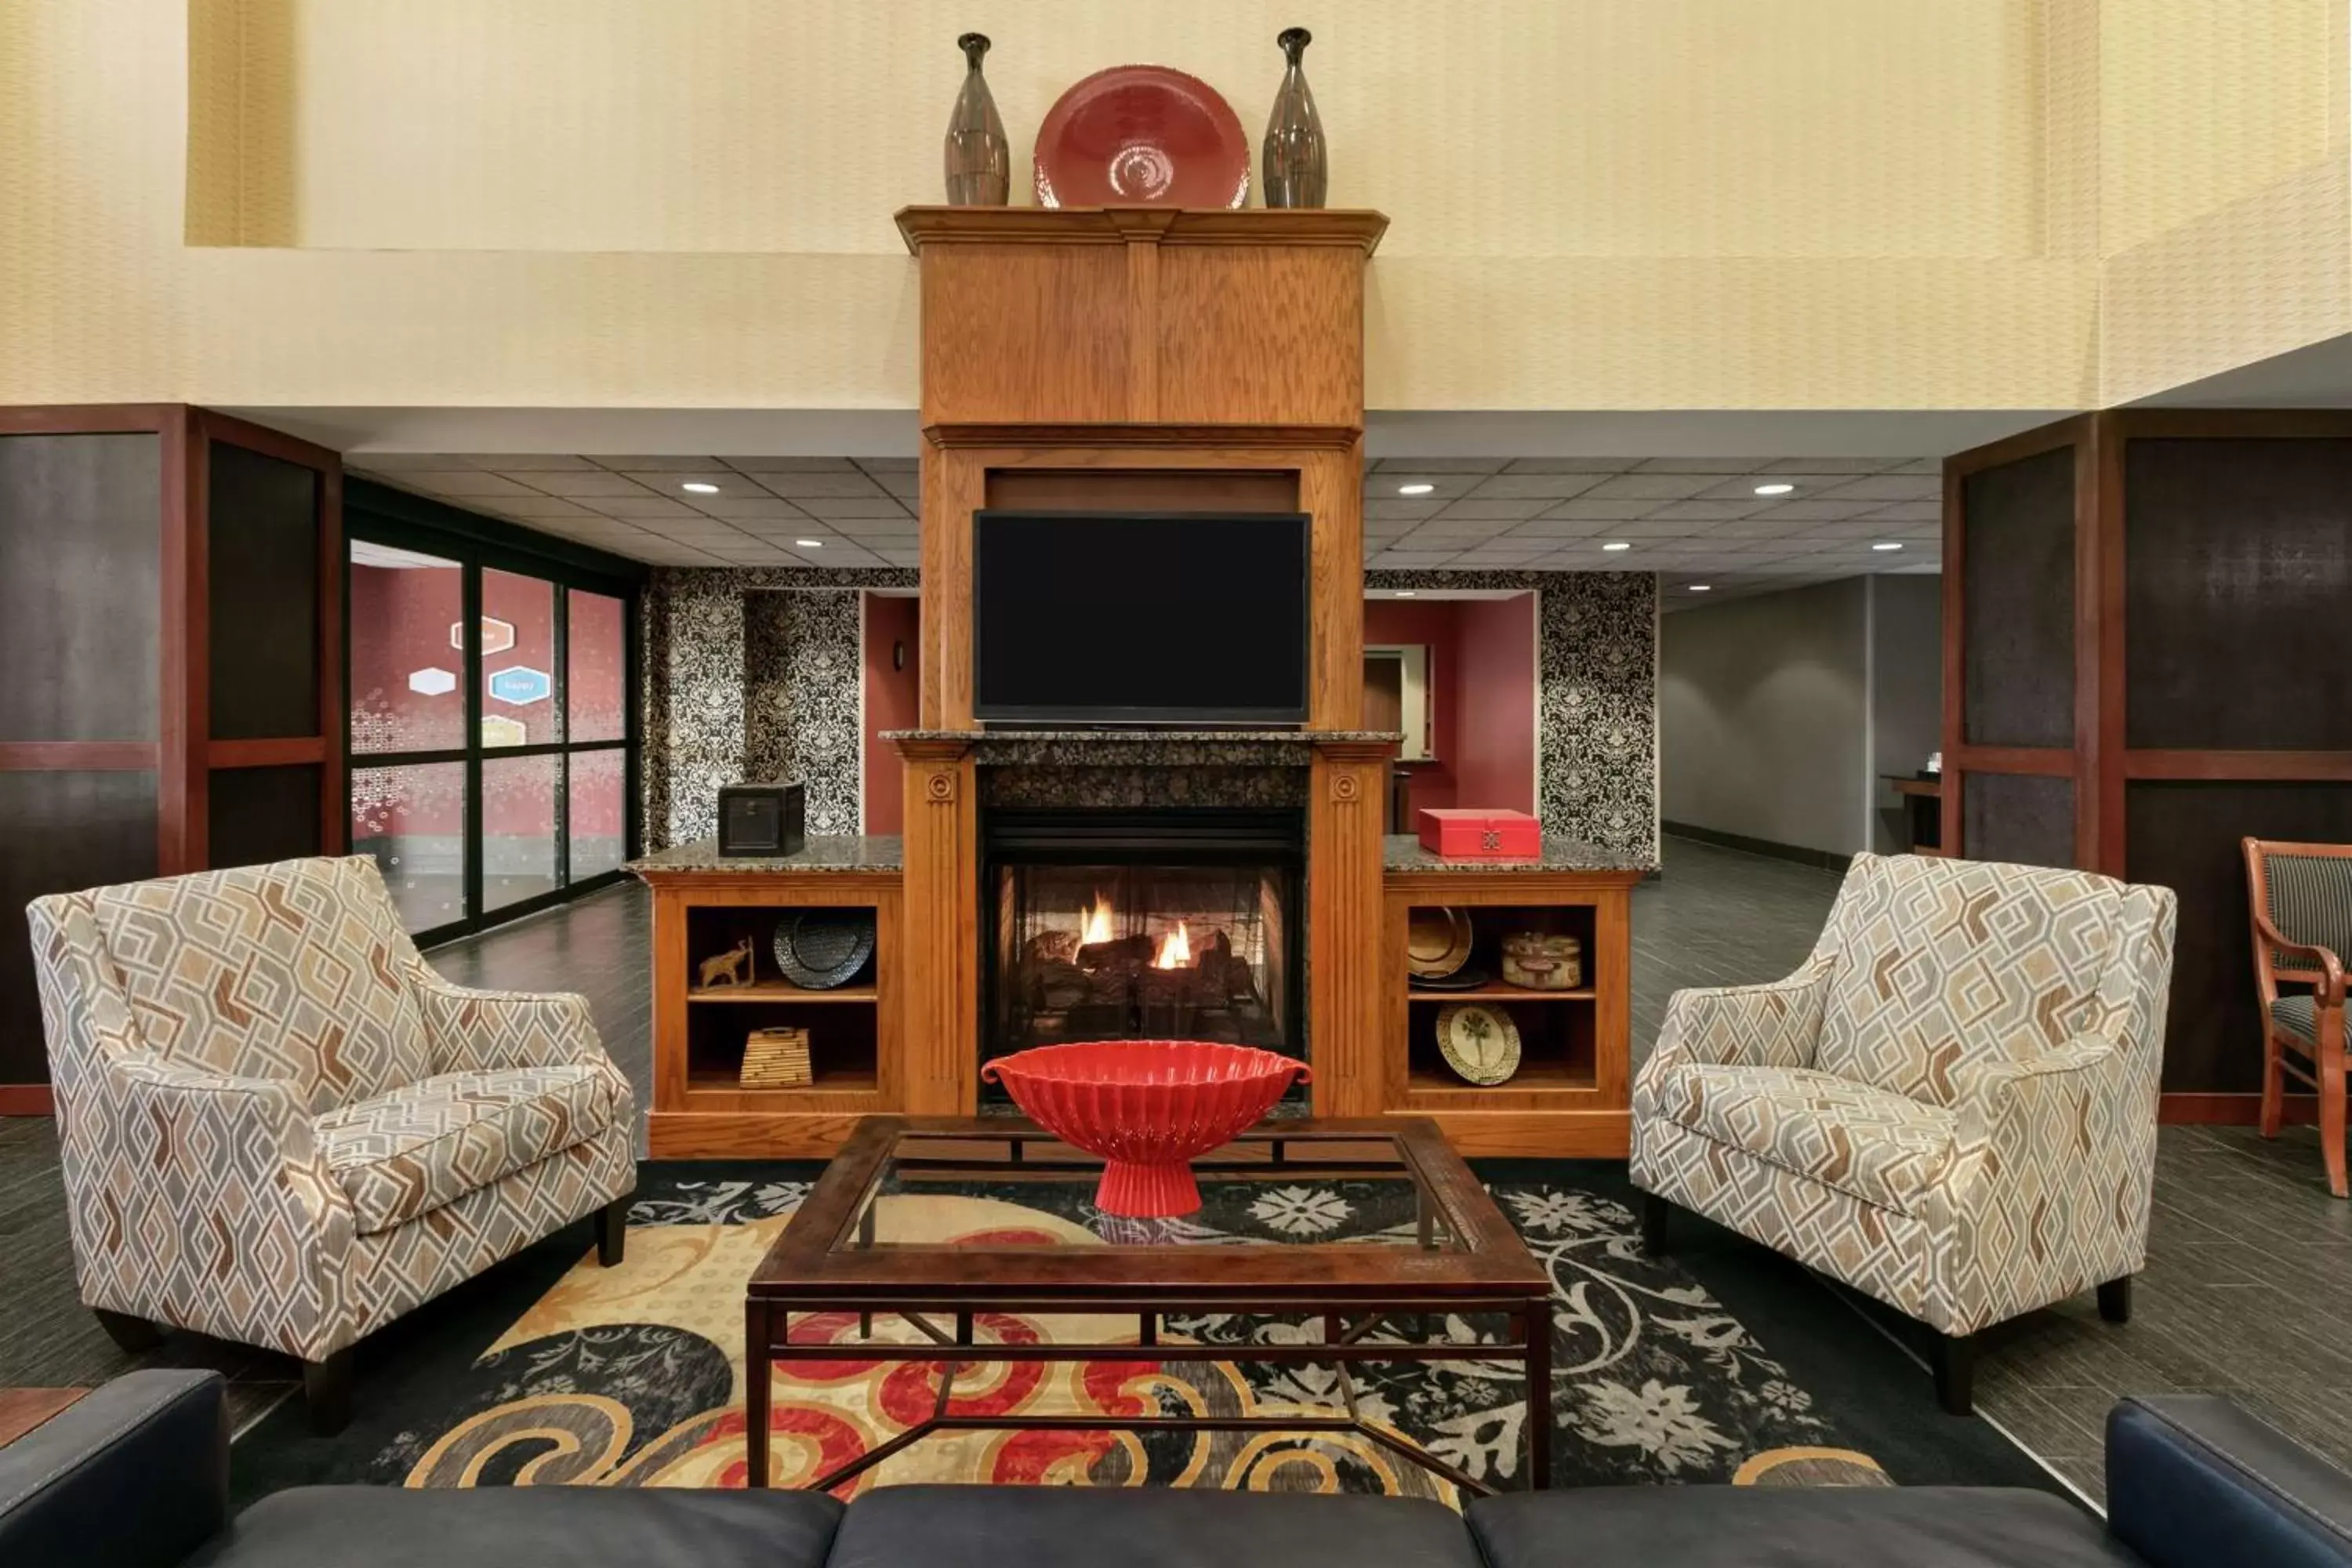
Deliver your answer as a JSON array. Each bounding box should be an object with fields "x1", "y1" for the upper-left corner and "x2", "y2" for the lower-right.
[{"x1": 1945, "y1": 410, "x2": 2352, "y2": 1112}]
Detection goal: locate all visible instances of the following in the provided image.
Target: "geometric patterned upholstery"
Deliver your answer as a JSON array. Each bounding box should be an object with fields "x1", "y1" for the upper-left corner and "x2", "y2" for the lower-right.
[
  {"x1": 1634, "y1": 852, "x2": 2177, "y2": 1338},
  {"x1": 27, "y1": 856, "x2": 634, "y2": 1363},
  {"x1": 317, "y1": 1065, "x2": 624, "y2": 1235},
  {"x1": 83, "y1": 857, "x2": 432, "y2": 1114},
  {"x1": 1649, "y1": 1063, "x2": 1955, "y2": 1217}
]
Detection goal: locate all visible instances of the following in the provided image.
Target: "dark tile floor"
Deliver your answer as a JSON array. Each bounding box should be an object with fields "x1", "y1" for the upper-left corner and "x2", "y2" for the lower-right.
[{"x1": 2, "y1": 837, "x2": 2346, "y2": 1499}]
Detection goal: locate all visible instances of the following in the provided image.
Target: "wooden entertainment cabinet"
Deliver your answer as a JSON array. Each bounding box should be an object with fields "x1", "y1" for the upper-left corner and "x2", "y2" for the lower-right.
[{"x1": 633, "y1": 205, "x2": 1640, "y2": 1159}]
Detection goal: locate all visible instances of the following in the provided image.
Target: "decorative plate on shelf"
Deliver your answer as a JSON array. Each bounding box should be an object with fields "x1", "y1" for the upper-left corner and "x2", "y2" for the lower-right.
[
  {"x1": 773, "y1": 910, "x2": 876, "y2": 990},
  {"x1": 1406, "y1": 906, "x2": 1475, "y2": 980},
  {"x1": 1033, "y1": 65, "x2": 1250, "y2": 209},
  {"x1": 1436, "y1": 1003, "x2": 1521, "y2": 1086},
  {"x1": 1408, "y1": 964, "x2": 1492, "y2": 993}
]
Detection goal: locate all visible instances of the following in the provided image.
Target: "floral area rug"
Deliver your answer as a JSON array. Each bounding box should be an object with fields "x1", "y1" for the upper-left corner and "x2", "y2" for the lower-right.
[{"x1": 227, "y1": 1160, "x2": 2058, "y2": 1506}]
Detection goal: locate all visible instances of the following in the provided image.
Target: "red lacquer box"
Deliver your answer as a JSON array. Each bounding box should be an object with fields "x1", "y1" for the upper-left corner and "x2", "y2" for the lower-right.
[{"x1": 1417, "y1": 808, "x2": 1542, "y2": 859}]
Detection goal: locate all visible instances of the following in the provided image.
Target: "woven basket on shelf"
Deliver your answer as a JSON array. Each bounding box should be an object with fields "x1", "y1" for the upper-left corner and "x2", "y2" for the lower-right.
[{"x1": 741, "y1": 1025, "x2": 813, "y2": 1088}]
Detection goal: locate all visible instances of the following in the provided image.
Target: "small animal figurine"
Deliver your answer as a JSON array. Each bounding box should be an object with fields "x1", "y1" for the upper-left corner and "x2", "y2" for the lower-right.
[{"x1": 699, "y1": 936, "x2": 754, "y2": 990}]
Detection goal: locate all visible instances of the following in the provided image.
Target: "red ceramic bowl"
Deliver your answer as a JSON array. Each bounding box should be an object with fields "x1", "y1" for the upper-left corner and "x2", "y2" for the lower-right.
[
  {"x1": 980, "y1": 1040, "x2": 1310, "y2": 1217},
  {"x1": 1033, "y1": 65, "x2": 1250, "y2": 209}
]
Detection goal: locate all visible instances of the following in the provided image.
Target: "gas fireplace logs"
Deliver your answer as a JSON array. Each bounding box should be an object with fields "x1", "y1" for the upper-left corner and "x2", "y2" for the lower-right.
[{"x1": 1018, "y1": 921, "x2": 1268, "y2": 1033}]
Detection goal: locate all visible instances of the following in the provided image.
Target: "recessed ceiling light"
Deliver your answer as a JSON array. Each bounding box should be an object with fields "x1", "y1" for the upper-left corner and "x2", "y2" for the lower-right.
[
  {"x1": 1871, "y1": 541, "x2": 1904, "y2": 552},
  {"x1": 1753, "y1": 482, "x2": 1795, "y2": 496},
  {"x1": 1601, "y1": 541, "x2": 1632, "y2": 552},
  {"x1": 795, "y1": 539, "x2": 823, "y2": 548},
  {"x1": 1397, "y1": 482, "x2": 1436, "y2": 495},
  {"x1": 1394, "y1": 590, "x2": 1417, "y2": 597},
  {"x1": 1689, "y1": 583, "x2": 1713, "y2": 592},
  {"x1": 681, "y1": 481, "x2": 720, "y2": 494}
]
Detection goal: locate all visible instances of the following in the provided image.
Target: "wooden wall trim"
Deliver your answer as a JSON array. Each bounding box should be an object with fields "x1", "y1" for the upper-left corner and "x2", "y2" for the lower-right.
[
  {"x1": 0, "y1": 743, "x2": 157, "y2": 771},
  {"x1": 2111, "y1": 408, "x2": 2352, "y2": 441},
  {"x1": 897, "y1": 205, "x2": 1388, "y2": 255},
  {"x1": 2125, "y1": 750, "x2": 2352, "y2": 781},
  {"x1": 0, "y1": 1086, "x2": 54, "y2": 1116},
  {"x1": 2082, "y1": 411, "x2": 2127, "y2": 874},
  {"x1": 924, "y1": 423, "x2": 1363, "y2": 450},
  {"x1": 0, "y1": 405, "x2": 180, "y2": 437},
  {"x1": 192, "y1": 407, "x2": 342, "y2": 472},
  {"x1": 1308, "y1": 747, "x2": 1390, "y2": 1116},
  {"x1": 2160, "y1": 1091, "x2": 2318, "y2": 1125},
  {"x1": 1944, "y1": 413, "x2": 2094, "y2": 479},
  {"x1": 160, "y1": 406, "x2": 201, "y2": 873}
]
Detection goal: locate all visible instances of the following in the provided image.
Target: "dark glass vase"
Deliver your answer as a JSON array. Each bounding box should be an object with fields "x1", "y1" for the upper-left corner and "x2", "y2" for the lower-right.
[
  {"x1": 944, "y1": 32, "x2": 1010, "y2": 205},
  {"x1": 1261, "y1": 27, "x2": 1327, "y2": 209}
]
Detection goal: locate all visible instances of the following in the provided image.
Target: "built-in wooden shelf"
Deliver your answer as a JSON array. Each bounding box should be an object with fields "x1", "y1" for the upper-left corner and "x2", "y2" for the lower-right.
[
  {"x1": 688, "y1": 982, "x2": 877, "y2": 1005},
  {"x1": 688, "y1": 1067, "x2": 880, "y2": 1097},
  {"x1": 1406, "y1": 985, "x2": 1597, "y2": 1004},
  {"x1": 1405, "y1": 1062, "x2": 1599, "y2": 1097}
]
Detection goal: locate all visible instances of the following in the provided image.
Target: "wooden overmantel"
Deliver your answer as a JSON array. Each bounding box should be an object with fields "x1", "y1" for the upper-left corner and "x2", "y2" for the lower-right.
[{"x1": 891, "y1": 204, "x2": 1394, "y2": 1121}]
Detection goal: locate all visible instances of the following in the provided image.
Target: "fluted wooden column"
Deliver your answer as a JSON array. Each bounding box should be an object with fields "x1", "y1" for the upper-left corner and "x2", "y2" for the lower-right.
[
  {"x1": 1308, "y1": 739, "x2": 1395, "y2": 1116},
  {"x1": 895, "y1": 737, "x2": 977, "y2": 1115}
]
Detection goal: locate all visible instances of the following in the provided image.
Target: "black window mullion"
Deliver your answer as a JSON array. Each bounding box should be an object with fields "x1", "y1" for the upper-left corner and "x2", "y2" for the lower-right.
[
  {"x1": 554, "y1": 580, "x2": 571, "y2": 891},
  {"x1": 462, "y1": 561, "x2": 485, "y2": 927}
]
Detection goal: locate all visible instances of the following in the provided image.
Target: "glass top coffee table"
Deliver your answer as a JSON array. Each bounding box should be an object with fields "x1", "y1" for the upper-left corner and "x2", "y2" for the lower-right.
[{"x1": 745, "y1": 1115, "x2": 1553, "y2": 1494}]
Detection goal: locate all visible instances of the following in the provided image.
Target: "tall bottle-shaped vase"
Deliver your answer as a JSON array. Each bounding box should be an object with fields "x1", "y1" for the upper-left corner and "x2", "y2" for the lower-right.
[
  {"x1": 1261, "y1": 27, "x2": 1327, "y2": 208},
  {"x1": 944, "y1": 32, "x2": 1010, "y2": 205}
]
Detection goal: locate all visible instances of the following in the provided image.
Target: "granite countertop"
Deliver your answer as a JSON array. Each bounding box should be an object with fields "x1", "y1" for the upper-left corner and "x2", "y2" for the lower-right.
[
  {"x1": 880, "y1": 729, "x2": 1403, "y2": 746},
  {"x1": 880, "y1": 728, "x2": 1404, "y2": 770},
  {"x1": 627, "y1": 835, "x2": 904, "y2": 874},
  {"x1": 1383, "y1": 833, "x2": 1653, "y2": 874}
]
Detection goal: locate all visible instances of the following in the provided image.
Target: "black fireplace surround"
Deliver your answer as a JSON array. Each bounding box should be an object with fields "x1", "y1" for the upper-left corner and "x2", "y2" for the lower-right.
[{"x1": 981, "y1": 807, "x2": 1305, "y2": 1092}]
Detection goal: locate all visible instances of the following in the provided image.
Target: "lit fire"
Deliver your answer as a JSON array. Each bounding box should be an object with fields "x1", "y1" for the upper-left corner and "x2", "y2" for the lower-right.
[
  {"x1": 1075, "y1": 891, "x2": 1116, "y2": 949},
  {"x1": 1154, "y1": 920, "x2": 1193, "y2": 970}
]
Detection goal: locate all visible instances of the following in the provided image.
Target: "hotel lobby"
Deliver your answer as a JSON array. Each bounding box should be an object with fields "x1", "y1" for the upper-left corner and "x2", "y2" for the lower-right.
[{"x1": 4, "y1": 5, "x2": 2352, "y2": 1566}]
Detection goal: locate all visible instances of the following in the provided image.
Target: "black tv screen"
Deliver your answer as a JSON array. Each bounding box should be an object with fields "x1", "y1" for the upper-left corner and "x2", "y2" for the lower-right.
[{"x1": 974, "y1": 510, "x2": 1311, "y2": 725}]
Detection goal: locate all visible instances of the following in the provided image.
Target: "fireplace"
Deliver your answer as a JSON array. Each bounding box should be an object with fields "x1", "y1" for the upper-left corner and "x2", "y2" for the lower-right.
[{"x1": 982, "y1": 808, "x2": 1305, "y2": 1091}]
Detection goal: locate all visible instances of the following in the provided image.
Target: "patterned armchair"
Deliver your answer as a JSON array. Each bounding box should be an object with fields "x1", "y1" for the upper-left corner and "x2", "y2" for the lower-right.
[
  {"x1": 1632, "y1": 852, "x2": 2176, "y2": 1414},
  {"x1": 27, "y1": 856, "x2": 635, "y2": 1432},
  {"x1": 2241, "y1": 837, "x2": 2352, "y2": 1197}
]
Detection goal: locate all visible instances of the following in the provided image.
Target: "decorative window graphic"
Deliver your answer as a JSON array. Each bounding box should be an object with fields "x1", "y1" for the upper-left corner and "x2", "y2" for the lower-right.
[
  {"x1": 480, "y1": 714, "x2": 528, "y2": 748},
  {"x1": 406, "y1": 666, "x2": 457, "y2": 697},
  {"x1": 453, "y1": 616, "x2": 517, "y2": 655},
  {"x1": 487, "y1": 666, "x2": 552, "y2": 706}
]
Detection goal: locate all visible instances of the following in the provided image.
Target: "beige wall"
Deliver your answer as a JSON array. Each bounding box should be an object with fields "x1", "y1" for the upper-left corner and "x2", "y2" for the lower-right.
[{"x1": 0, "y1": 2, "x2": 2343, "y2": 412}]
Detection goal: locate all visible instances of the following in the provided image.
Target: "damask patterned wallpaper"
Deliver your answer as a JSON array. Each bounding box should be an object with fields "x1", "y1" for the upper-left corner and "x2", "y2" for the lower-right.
[{"x1": 643, "y1": 567, "x2": 1657, "y2": 862}]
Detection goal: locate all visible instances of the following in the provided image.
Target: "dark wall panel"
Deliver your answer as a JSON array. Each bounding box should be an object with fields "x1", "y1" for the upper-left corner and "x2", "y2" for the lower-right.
[
  {"x1": 208, "y1": 764, "x2": 323, "y2": 870},
  {"x1": 2125, "y1": 437, "x2": 2352, "y2": 751},
  {"x1": 0, "y1": 434, "x2": 161, "y2": 742},
  {"x1": 1963, "y1": 771, "x2": 2074, "y2": 869},
  {"x1": 1962, "y1": 446, "x2": 2075, "y2": 749},
  {"x1": 2127, "y1": 781, "x2": 2352, "y2": 1093},
  {"x1": 209, "y1": 441, "x2": 321, "y2": 741},
  {"x1": 0, "y1": 771, "x2": 158, "y2": 1083}
]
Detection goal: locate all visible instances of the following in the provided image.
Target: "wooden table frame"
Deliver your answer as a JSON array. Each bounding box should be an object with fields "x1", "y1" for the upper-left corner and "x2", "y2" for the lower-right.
[{"x1": 745, "y1": 1115, "x2": 1554, "y2": 1496}]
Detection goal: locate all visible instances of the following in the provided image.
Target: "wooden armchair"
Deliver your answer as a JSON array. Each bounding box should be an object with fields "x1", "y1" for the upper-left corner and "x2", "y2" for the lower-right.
[{"x1": 2241, "y1": 838, "x2": 2352, "y2": 1197}]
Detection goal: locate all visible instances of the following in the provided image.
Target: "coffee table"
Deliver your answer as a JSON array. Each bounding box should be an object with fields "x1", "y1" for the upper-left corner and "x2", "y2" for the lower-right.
[{"x1": 745, "y1": 1115, "x2": 1554, "y2": 1494}]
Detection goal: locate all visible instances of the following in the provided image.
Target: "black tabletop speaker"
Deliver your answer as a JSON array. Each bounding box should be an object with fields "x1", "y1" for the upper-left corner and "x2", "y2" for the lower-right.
[{"x1": 717, "y1": 782, "x2": 805, "y2": 858}]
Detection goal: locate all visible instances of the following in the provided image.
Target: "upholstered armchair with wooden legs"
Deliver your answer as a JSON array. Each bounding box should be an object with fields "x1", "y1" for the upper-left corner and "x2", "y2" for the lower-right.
[
  {"x1": 1632, "y1": 853, "x2": 2177, "y2": 1414},
  {"x1": 27, "y1": 856, "x2": 636, "y2": 1433},
  {"x1": 2241, "y1": 837, "x2": 2352, "y2": 1198}
]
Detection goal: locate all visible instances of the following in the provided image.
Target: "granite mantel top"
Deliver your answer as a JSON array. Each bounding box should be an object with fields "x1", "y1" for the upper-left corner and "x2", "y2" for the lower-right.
[
  {"x1": 882, "y1": 729, "x2": 1403, "y2": 768},
  {"x1": 1382, "y1": 834, "x2": 1654, "y2": 875},
  {"x1": 628, "y1": 835, "x2": 903, "y2": 875}
]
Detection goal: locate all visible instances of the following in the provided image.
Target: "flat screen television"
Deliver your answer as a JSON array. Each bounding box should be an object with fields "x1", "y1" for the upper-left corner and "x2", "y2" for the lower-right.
[{"x1": 973, "y1": 509, "x2": 1311, "y2": 725}]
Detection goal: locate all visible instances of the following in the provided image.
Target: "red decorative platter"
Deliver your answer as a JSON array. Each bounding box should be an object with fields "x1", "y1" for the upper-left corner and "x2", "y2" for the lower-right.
[{"x1": 1033, "y1": 64, "x2": 1250, "y2": 209}]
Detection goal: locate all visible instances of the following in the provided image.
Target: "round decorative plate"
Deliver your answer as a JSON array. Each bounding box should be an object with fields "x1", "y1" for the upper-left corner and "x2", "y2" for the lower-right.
[
  {"x1": 773, "y1": 909, "x2": 876, "y2": 989},
  {"x1": 1436, "y1": 1003, "x2": 1522, "y2": 1087},
  {"x1": 1406, "y1": 906, "x2": 1475, "y2": 980},
  {"x1": 1408, "y1": 964, "x2": 1492, "y2": 993},
  {"x1": 1033, "y1": 65, "x2": 1250, "y2": 209}
]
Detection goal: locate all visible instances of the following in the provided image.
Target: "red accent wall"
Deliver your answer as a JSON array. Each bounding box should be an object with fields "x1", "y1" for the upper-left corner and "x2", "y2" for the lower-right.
[
  {"x1": 1453, "y1": 593, "x2": 1539, "y2": 815},
  {"x1": 862, "y1": 593, "x2": 921, "y2": 836},
  {"x1": 1364, "y1": 600, "x2": 1461, "y2": 818}
]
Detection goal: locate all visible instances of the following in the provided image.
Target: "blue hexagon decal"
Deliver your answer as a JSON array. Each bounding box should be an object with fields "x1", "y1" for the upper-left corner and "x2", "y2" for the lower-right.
[{"x1": 487, "y1": 665, "x2": 551, "y2": 706}]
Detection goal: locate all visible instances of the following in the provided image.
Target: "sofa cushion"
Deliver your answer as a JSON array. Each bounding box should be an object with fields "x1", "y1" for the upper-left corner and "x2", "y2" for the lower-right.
[
  {"x1": 826, "y1": 1484, "x2": 1482, "y2": 1568},
  {"x1": 1468, "y1": 1486, "x2": 2131, "y2": 1568},
  {"x1": 315, "y1": 1065, "x2": 621, "y2": 1234},
  {"x1": 186, "y1": 1486, "x2": 841, "y2": 1568},
  {"x1": 1653, "y1": 1062, "x2": 1955, "y2": 1217},
  {"x1": 85, "y1": 856, "x2": 431, "y2": 1113}
]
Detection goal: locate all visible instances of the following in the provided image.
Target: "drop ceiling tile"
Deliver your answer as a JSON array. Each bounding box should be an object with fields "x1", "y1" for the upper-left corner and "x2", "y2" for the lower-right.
[
  {"x1": 350, "y1": 452, "x2": 474, "y2": 471},
  {"x1": 1633, "y1": 457, "x2": 1766, "y2": 474},
  {"x1": 590, "y1": 455, "x2": 721, "y2": 472},
  {"x1": 1642, "y1": 500, "x2": 1769, "y2": 523},
  {"x1": 752, "y1": 472, "x2": 890, "y2": 499},
  {"x1": 855, "y1": 457, "x2": 918, "y2": 474},
  {"x1": 1886, "y1": 458, "x2": 1941, "y2": 474},
  {"x1": 1817, "y1": 474, "x2": 1940, "y2": 502},
  {"x1": 1434, "y1": 498, "x2": 1552, "y2": 521},
  {"x1": 1860, "y1": 500, "x2": 1940, "y2": 523},
  {"x1": 591, "y1": 495, "x2": 706, "y2": 520},
  {"x1": 696, "y1": 496, "x2": 806, "y2": 520},
  {"x1": 489, "y1": 496, "x2": 601, "y2": 519},
  {"x1": 1582, "y1": 474, "x2": 1719, "y2": 501},
  {"x1": 1499, "y1": 458, "x2": 1632, "y2": 474},
  {"x1": 1762, "y1": 457, "x2": 1889, "y2": 474},
  {"x1": 724, "y1": 456, "x2": 859, "y2": 473},
  {"x1": 401, "y1": 470, "x2": 543, "y2": 499},
  {"x1": 615, "y1": 470, "x2": 742, "y2": 495},
  {"x1": 474, "y1": 453, "x2": 601, "y2": 471},
  {"x1": 1744, "y1": 499, "x2": 1886, "y2": 521},
  {"x1": 1371, "y1": 458, "x2": 1506, "y2": 474},
  {"x1": 1467, "y1": 474, "x2": 1607, "y2": 500},
  {"x1": 1506, "y1": 517, "x2": 1616, "y2": 538},
  {"x1": 1371, "y1": 551, "x2": 1460, "y2": 568},
  {"x1": 1540, "y1": 498, "x2": 1663, "y2": 521},
  {"x1": 528, "y1": 470, "x2": 662, "y2": 499},
  {"x1": 797, "y1": 498, "x2": 914, "y2": 521},
  {"x1": 1365, "y1": 499, "x2": 1446, "y2": 521},
  {"x1": 875, "y1": 550, "x2": 923, "y2": 567}
]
